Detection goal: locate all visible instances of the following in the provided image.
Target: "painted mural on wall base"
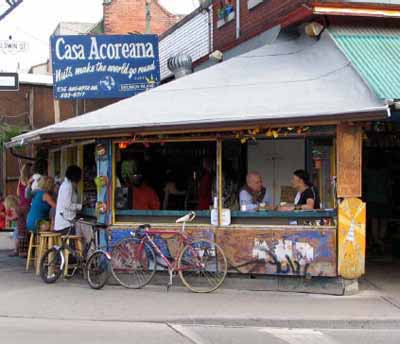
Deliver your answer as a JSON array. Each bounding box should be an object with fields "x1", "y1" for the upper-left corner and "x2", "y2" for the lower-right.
[{"x1": 217, "y1": 228, "x2": 337, "y2": 277}]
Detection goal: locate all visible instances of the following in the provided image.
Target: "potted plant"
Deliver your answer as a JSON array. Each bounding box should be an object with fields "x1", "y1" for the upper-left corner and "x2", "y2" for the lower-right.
[
  {"x1": 217, "y1": 1, "x2": 226, "y2": 19},
  {"x1": 218, "y1": 0, "x2": 234, "y2": 20},
  {"x1": 224, "y1": 0, "x2": 234, "y2": 16},
  {"x1": 312, "y1": 149, "x2": 323, "y2": 169}
]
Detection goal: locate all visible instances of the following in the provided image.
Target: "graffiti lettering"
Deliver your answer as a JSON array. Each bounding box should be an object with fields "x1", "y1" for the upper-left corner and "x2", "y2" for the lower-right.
[{"x1": 264, "y1": 250, "x2": 310, "y2": 276}]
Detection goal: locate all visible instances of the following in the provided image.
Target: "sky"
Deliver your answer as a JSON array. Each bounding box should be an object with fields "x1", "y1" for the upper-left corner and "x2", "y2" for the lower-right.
[{"x1": 0, "y1": 0, "x2": 198, "y2": 72}]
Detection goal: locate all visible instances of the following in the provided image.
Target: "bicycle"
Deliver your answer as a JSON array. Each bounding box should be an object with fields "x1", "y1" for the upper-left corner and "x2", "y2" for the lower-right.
[
  {"x1": 40, "y1": 215, "x2": 110, "y2": 289},
  {"x1": 110, "y1": 211, "x2": 228, "y2": 293}
]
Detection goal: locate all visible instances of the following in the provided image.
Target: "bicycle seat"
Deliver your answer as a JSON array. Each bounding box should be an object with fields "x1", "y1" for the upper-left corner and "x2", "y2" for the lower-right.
[
  {"x1": 176, "y1": 212, "x2": 196, "y2": 223},
  {"x1": 138, "y1": 224, "x2": 151, "y2": 230}
]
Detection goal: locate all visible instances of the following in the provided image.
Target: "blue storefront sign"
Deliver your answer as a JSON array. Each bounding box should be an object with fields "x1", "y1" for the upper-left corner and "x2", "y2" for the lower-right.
[{"x1": 50, "y1": 34, "x2": 160, "y2": 100}]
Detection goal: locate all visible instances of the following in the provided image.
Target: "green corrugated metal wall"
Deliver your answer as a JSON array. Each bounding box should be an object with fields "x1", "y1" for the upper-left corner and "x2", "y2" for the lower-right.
[{"x1": 330, "y1": 26, "x2": 400, "y2": 100}]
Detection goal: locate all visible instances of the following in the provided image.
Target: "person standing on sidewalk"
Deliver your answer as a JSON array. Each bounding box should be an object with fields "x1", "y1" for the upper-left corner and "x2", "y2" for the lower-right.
[
  {"x1": 16, "y1": 163, "x2": 32, "y2": 256},
  {"x1": 4, "y1": 195, "x2": 19, "y2": 256},
  {"x1": 26, "y1": 177, "x2": 56, "y2": 233},
  {"x1": 54, "y1": 165, "x2": 82, "y2": 235},
  {"x1": 0, "y1": 192, "x2": 5, "y2": 230}
]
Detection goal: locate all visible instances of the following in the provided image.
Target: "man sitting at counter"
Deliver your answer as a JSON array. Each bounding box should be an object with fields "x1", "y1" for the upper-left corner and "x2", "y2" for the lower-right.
[{"x1": 239, "y1": 172, "x2": 271, "y2": 211}]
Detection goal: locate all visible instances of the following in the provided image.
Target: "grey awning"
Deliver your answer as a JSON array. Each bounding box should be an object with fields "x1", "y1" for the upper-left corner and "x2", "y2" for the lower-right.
[{"x1": 7, "y1": 29, "x2": 388, "y2": 147}]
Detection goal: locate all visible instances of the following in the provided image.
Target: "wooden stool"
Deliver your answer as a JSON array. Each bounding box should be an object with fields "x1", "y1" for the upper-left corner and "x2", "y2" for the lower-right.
[
  {"x1": 61, "y1": 235, "x2": 83, "y2": 277},
  {"x1": 36, "y1": 232, "x2": 62, "y2": 276},
  {"x1": 26, "y1": 232, "x2": 40, "y2": 272}
]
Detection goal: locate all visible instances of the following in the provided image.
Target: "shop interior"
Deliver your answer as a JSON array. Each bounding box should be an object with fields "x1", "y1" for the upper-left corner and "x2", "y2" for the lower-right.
[
  {"x1": 362, "y1": 121, "x2": 400, "y2": 261},
  {"x1": 112, "y1": 131, "x2": 336, "y2": 225}
]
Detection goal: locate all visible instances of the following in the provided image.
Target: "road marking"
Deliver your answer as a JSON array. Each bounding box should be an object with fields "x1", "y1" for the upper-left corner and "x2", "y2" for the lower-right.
[
  {"x1": 260, "y1": 328, "x2": 338, "y2": 344},
  {"x1": 167, "y1": 324, "x2": 205, "y2": 344}
]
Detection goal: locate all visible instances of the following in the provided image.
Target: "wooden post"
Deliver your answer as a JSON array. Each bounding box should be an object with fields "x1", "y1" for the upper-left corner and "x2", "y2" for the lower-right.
[
  {"x1": 54, "y1": 100, "x2": 61, "y2": 123},
  {"x1": 77, "y1": 145, "x2": 84, "y2": 202},
  {"x1": 216, "y1": 139, "x2": 223, "y2": 226},
  {"x1": 336, "y1": 123, "x2": 362, "y2": 198},
  {"x1": 336, "y1": 123, "x2": 365, "y2": 279}
]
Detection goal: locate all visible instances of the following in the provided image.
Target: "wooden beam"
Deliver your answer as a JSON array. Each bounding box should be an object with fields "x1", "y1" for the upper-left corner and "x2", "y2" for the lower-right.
[
  {"x1": 217, "y1": 139, "x2": 223, "y2": 227},
  {"x1": 336, "y1": 123, "x2": 362, "y2": 198},
  {"x1": 54, "y1": 100, "x2": 61, "y2": 123}
]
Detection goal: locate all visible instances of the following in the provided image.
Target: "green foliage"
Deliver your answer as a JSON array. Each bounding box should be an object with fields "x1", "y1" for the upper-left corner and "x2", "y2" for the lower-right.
[
  {"x1": 121, "y1": 160, "x2": 138, "y2": 181},
  {"x1": 0, "y1": 123, "x2": 24, "y2": 147}
]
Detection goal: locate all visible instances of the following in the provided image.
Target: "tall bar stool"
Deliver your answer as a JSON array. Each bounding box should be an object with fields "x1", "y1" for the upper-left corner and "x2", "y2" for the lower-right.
[
  {"x1": 61, "y1": 235, "x2": 83, "y2": 278},
  {"x1": 26, "y1": 232, "x2": 40, "y2": 272},
  {"x1": 36, "y1": 232, "x2": 62, "y2": 275}
]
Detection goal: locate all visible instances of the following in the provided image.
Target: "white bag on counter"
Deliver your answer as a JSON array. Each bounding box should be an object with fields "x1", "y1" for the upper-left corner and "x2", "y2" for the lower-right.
[{"x1": 211, "y1": 208, "x2": 231, "y2": 226}]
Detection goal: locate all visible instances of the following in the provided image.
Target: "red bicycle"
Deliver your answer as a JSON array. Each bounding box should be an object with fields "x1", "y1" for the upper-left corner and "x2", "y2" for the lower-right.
[{"x1": 110, "y1": 212, "x2": 228, "y2": 293}]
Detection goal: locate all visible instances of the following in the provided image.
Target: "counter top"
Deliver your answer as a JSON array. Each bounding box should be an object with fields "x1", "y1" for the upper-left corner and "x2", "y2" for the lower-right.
[{"x1": 111, "y1": 209, "x2": 336, "y2": 219}]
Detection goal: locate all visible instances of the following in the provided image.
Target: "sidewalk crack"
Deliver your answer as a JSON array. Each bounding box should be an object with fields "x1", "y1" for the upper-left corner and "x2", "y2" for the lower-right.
[{"x1": 381, "y1": 296, "x2": 400, "y2": 311}]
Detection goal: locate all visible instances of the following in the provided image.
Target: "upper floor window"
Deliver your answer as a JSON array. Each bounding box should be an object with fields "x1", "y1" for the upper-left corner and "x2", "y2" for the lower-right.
[{"x1": 248, "y1": 0, "x2": 264, "y2": 10}]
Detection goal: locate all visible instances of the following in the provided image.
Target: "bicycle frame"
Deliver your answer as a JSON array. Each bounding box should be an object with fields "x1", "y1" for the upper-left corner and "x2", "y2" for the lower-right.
[
  {"x1": 142, "y1": 229, "x2": 189, "y2": 271},
  {"x1": 57, "y1": 222, "x2": 106, "y2": 274},
  {"x1": 132, "y1": 227, "x2": 203, "y2": 289}
]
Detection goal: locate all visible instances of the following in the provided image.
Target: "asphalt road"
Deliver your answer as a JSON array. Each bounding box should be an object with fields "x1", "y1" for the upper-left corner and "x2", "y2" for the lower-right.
[
  {"x1": 1, "y1": 318, "x2": 400, "y2": 344},
  {"x1": 2, "y1": 249, "x2": 400, "y2": 343}
]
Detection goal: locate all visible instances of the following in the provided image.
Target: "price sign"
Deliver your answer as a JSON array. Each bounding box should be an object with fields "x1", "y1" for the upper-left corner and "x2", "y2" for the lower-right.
[{"x1": 0, "y1": 72, "x2": 19, "y2": 91}]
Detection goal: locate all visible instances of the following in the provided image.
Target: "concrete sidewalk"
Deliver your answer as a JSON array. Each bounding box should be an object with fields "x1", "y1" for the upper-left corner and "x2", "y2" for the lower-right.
[{"x1": 1, "y1": 249, "x2": 400, "y2": 329}]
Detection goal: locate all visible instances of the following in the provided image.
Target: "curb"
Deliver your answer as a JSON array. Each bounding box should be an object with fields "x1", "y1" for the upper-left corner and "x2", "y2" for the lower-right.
[
  {"x1": 164, "y1": 317, "x2": 400, "y2": 329},
  {"x1": 2, "y1": 314, "x2": 400, "y2": 329}
]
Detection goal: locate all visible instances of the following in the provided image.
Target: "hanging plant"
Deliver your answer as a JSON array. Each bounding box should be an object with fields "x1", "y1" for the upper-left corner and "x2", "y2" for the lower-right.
[
  {"x1": 121, "y1": 160, "x2": 138, "y2": 182},
  {"x1": 312, "y1": 149, "x2": 323, "y2": 169},
  {"x1": 265, "y1": 128, "x2": 273, "y2": 137},
  {"x1": 95, "y1": 201, "x2": 107, "y2": 216},
  {"x1": 94, "y1": 176, "x2": 108, "y2": 194}
]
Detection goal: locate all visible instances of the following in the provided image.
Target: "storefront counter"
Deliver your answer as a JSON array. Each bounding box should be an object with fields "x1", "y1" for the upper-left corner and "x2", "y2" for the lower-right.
[
  {"x1": 109, "y1": 209, "x2": 336, "y2": 226},
  {"x1": 230, "y1": 209, "x2": 336, "y2": 225},
  {"x1": 104, "y1": 209, "x2": 337, "y2": 278}
]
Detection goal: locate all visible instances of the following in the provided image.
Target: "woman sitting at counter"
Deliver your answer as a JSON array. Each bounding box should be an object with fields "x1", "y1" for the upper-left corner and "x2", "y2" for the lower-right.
[{"x1": 280, "y1": 170, "x2": 320, "y2": 211}]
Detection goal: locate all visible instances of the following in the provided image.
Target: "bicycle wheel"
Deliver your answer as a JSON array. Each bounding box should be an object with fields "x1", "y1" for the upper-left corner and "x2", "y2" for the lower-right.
[
  {"x1": 178, "y1": 239, "x2": 228, "y2": 293},
  {"x1": 86, "y1": 251, "x2": 111, "y2": 290},
  {"x1": 40, "y1": 247, "x2": 64, "y2": 284},
  {"x1": 110, "y1": 237, "x2": 156, "y2": 289}
]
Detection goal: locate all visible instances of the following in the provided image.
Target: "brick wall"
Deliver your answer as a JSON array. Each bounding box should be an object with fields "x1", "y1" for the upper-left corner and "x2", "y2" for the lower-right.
[
  {"x1": 103, "y1": 0, "x2": 181, "y2": 34},
  {"x1": 213, "y1": 0, "x2": 310, "y2": 52},
  {"x1": 0, "y1": 85, "x2": 116, "y2": 195}
]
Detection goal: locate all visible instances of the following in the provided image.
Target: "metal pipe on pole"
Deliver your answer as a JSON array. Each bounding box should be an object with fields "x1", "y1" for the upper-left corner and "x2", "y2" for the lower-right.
[{"x1": 145, "y1": 0, "x2": 151, "y2": 34}]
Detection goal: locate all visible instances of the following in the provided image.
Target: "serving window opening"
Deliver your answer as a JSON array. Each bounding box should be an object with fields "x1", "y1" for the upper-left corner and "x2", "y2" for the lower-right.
[{"x1": 113, "y1": 140, "x2": 217, "y2": 224}]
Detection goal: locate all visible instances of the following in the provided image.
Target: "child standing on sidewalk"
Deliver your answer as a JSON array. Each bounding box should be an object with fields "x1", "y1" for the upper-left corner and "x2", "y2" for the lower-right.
[
  {"x1": 4, "y1": 195, "x2": 19, "y2": 256},
  {"x1": 0, "y1": 192, "x2": 5, "y2": 230}
]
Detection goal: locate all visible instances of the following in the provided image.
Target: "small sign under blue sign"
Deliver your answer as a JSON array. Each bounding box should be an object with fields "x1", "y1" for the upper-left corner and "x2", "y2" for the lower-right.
[{"x1": 51, "y1": 34, "x2": 160, "y2": 100}]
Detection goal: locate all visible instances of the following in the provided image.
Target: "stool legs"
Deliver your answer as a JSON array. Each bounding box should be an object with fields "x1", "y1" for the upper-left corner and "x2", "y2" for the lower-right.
[
  {"x1": 36, "y1": 235, "x2": 45, "y2": 276},
  {"x1": 35, "y1": 233, "x2": 62, "y2": 276},
  {"x1": 62, "y1": 236, "x2": 83, "y2": 278},
  {"x1": 63, "y1": 238, "x2": 70, "y2": 278},
  {"x1": 26, "y1": 233, "x2": 38, "y2": 272}
]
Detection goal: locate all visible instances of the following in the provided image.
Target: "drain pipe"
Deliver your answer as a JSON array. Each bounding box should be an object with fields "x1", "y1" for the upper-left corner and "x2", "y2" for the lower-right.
[{"x1": 236, "y1": 0, "x2": 240, "y2": 39}]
